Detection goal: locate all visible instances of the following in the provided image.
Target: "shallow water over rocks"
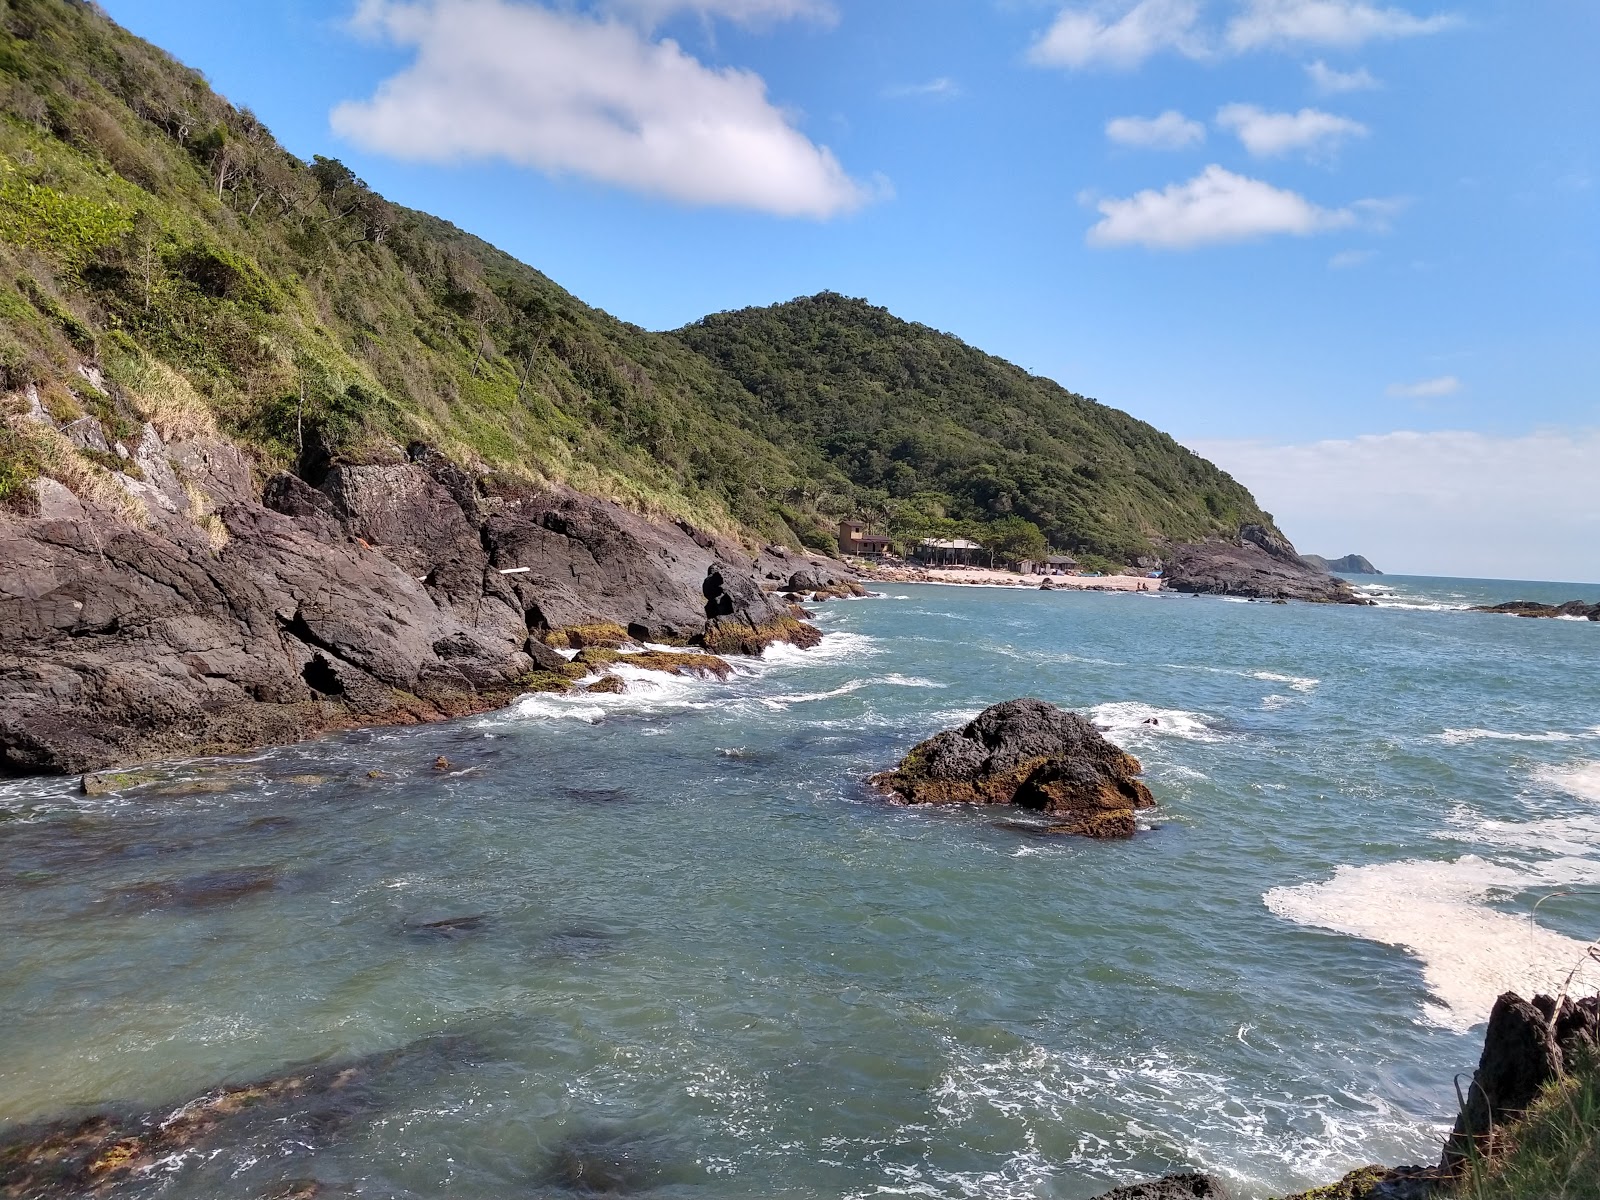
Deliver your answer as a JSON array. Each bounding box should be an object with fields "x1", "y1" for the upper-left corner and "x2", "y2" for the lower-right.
[{"x1": 3, "y1": 578, "x2": 1599, "y2": 1199}]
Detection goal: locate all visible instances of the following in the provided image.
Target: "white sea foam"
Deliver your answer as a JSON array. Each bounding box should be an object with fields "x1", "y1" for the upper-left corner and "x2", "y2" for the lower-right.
[
  {"x1": 1438, "y1": 727, "x2": 1600, "y2": 745},
  {"x1": 915, "y1": 1038, "x2": 1440, "y2": 1195},
  {"x1": 1251, "y1": 671, "x2": 1319, "y2": 692},
  {"x1": 1090, "y1": 701, "x2": 1224, "y2": 745},
  {"x1": 1540, "y1": 762, "x2": 1600, "y2": 803},
  {"x1": 1265, "y1": 856, "x2": 1600, "y2": 1031},
  {"x1": 1262, "y1": 694, "x2": 1295, "y2": 710},
  {"x1": 500, "y1": 663, "x2": 724, "y2": 724},
  {"x1": 760, "y1": 630, "x2": 880, "y2": 666}
]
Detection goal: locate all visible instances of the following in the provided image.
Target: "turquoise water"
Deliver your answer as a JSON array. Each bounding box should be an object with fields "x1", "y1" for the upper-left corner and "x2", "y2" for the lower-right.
[{"x1": 3, "y1": 577, "x2": 1599, "y2": 1199}]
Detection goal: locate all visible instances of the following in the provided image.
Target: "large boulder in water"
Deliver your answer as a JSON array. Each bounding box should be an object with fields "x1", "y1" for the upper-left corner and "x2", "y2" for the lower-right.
[{"x1": 870, "y1": 699, "x2": 1155, "y2": 838}]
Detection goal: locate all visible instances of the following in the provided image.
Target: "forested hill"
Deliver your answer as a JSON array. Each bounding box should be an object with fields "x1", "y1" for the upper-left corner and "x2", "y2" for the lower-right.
[
  {"x1": 675, "y1": 294, "x2": 1274, "y2": 562},
  {"x1": 0, "y1": 0, "x2": 1274, "y2": 563}
]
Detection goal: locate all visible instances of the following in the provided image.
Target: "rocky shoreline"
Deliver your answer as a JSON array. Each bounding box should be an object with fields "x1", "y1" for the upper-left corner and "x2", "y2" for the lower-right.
[
  {"x1": 2, "y1": 411, "x2": 1356, "y2": 780},
  {"x1": 0, "y1": 412, "x2": 855, "y2": 777}
]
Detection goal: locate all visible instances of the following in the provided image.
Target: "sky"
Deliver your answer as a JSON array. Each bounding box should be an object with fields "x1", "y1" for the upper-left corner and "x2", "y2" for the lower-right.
[{"x1": 100, "y1": 0, "x2": 1599, "y2": 580}]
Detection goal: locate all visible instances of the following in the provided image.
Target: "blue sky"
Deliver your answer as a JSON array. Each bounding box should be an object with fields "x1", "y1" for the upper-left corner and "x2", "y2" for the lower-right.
[{"x1": 101, "y1": 0, "x2": 1598, "y2": 579}]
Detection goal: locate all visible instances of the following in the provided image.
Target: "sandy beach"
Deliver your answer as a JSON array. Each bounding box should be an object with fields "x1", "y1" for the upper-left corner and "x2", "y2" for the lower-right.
[{"x1": 854, "y1": 564, "x2": 1162, "y2": 592}]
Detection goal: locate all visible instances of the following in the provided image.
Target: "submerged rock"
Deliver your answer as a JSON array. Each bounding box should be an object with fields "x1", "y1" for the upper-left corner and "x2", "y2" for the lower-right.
[
  {"x1": 871, "y1": 699, "x2": 1154, "y2": 838},
  {"x1": 0, "y1": 1035, "x2": 480, "y2": 1199},
  {"x1": 106, "y1": 865, "x2": 281, "y2": 911},
  {"x1": 540, "y1": 1127, "x2": 684, "y2": 1195},
  {"x1": 403, "y1": 913, "x2": 490, "y2": 940}
]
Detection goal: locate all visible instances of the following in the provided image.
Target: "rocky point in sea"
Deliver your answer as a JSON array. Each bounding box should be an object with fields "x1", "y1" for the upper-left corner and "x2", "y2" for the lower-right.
[
  {"x1": 1470, "y1": 599, "x2": 1600, "y2": 621},
  {"x1": 870, "y1": 698, "x2": 1156, "y2": 838},
  {"x1": 1162, "y1": 525, "x2": 1363, "y2": 604}
]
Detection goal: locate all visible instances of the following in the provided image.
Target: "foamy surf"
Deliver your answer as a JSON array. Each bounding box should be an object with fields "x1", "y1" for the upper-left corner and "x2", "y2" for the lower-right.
[
  {"x1": 1540, "y1": 762, "x2": 1600, "y2": 803},
  {"x1": 1090, "y1": 701, "x2": 1225, "y2": 745},
  {"x1": 1265, "y1": 855, "x2": 1600, "y2": 1031},
  {"x1": 1439, "y1": 727, "x2": 1600, "y2": 745}
]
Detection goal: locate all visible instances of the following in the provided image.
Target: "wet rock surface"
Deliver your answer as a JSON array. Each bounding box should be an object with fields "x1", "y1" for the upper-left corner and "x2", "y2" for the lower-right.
[
  {"x1": 1164, "y1": 525, "x2": 1361, "y2": 603},
  {"x1": 1470, "y1": 599, "x2": 1600, "y2": 620},
  {"x1": 870, "y1": 699, "x2": 1155, "y2": 838},
  {"x1": 0, "y1": 427, "x2": 825, "y2": 776},
  {"x1": 1087, "y1": 1173, "x2": 1231, "y2": 1199}
]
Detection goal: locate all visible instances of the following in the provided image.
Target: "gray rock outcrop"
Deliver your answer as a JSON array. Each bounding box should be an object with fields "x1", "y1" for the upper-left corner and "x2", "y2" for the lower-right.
[
  {"x1": 1164, "y1": 525, "x2": 1362, "y2": 603},
  {"x1": 0, "y1": 424, "x2": 824, "y2": 776}
]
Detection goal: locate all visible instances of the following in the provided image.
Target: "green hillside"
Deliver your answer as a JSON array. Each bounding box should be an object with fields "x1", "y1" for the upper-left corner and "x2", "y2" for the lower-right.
[
  {"x1": 675, "y1": 294, "x2": 1274, "y2": 561},
  {"x1": 0, "y1": 0, "x2": 1274, "y2": 563}
]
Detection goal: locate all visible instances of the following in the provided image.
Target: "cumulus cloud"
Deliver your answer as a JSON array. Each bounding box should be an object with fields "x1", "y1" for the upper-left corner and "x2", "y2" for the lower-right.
[
  {"x1": 1187, "y1": 429, "x2": 1600, "y2": 580},
  {"x1": 1085, "y1": 164, "x2": 1366, "y2": 248},
  {"x1": 1387, "y1": 375, "x2": 1461, "y2": 398},
  {"x1": 1029, "y1": 0, "x2": 1205, "y2": 69},
  {"x1": 1228, "y1": 0, "x2": 1458, "y2": 51},
  {"x1": 1216, "y1": 103, "x2": 1367, "y2": 158},
  {"x1": 334, "y1": 0, "x2": 869, "y2": 218},
  {"x1": 1106, "y1": 110, "x2": 1206, "y2": 149},
  {"x1": 1306, "y1": 58, "x2": 1381, "y2": 92},
  {"x1": 602, "y1": 0, "x2": 836, "y2": 26}
]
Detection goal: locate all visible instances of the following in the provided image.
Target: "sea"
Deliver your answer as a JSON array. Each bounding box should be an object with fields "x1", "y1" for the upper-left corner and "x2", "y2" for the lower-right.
[{"x1": 3, "y1": 573, "x2": 1599, "y2": 1200}]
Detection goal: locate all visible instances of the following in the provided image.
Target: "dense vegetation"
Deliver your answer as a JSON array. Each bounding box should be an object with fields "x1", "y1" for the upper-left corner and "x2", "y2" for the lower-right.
[
  {"x1": 676, "y1": 293, "x2": 1274, "y2": 562},
  {"x1": 0, "y1": 0, "x2": 1275, "y2": 562}
]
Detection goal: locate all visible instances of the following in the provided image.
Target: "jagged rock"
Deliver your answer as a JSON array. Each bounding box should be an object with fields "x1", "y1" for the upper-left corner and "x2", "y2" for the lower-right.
[
  {"x1": 870, "y1": 699, "x2": 1154, "y2": 837},
  {"x1": 1470, "y1": 599, "x2": 1600, "y2": 621},
  {"x1": 0, "y1": 432, "x2": 819, "y2": 776},
  {"x1": 585, "y1": 674, "x2": 627, "y2": 694},
  {"x1": 1087, "y1": 1173, "x2": 1231, "y2": 1199},
  {"x1": 1164, "y1": 526, "x2": 1362, "y2": 603},
  {"x1": 1440, "y1": 991, "x2": 1567, "y2": 1171}
]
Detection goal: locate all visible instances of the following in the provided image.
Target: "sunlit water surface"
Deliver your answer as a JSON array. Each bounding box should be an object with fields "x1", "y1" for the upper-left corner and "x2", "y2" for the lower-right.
[{"x1": 4, "y1": 576, "x2": 1599, "y2": 1200}]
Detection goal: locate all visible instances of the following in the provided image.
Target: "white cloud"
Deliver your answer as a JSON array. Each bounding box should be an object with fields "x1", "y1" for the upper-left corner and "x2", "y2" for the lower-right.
[
  {"x1": 1106, "y1": 110, "x2": 1206, "y2": 149},
  {"x1": 602, "y1": 0, "x2": 836, "y2": 26},
  {"x1": 1216, "y1": 103, "x2": 1367, "y2": 158},
  {"x1": 883, "y1": 77, "x2": 962, "y2": 99},
  {"x1": 1306, "y1": 59, "x2": 1381, "y2": 92},
  {"x1": 1086, "y1": 164, "x2": 1365, "y2": 248},
  {"x1": 1387, "y1": 375, "x2": 1461, "y2": 398},
  {"x1": 1328, "y1": 248, "x2": 1375, "y2": 268},
  {"x1": 334, "y1": 0, "x2": 869, "y2": 218},
  {"x1": 1228, "y1": 0, "x2": 1458, "y2": 51},
  {"x1": 1029, "y1": 0, "x2": 1205, "y2": 69},
  {"x1": 1187, "y1": 429, "x2": 1600, "y2": 580}
]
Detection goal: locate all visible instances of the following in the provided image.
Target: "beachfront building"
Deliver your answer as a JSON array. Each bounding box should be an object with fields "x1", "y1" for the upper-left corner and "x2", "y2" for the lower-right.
[
  {"x1": 1020, "y1": 555, "x2": 1080, "y2": 576},
  {"x1": 838, "y1": 519, "x2": 893, "y2": 559},
  {"x1": 914, "y1": 537, "x2": 986, "y2": 567}
]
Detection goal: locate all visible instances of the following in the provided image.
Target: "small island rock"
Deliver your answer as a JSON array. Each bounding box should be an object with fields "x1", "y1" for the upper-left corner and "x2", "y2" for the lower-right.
[{"x1": 870, "y1": 699, "x2": 1155, "y2": 838}]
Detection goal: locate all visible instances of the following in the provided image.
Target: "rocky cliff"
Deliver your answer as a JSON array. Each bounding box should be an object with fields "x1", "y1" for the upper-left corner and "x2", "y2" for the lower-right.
[
  {"x1": 1163, "y1": 526, "x2": 1362, "y2": 603},
  {"x1": 0, "y1": 402, "x2": 835, "y2": 777}
]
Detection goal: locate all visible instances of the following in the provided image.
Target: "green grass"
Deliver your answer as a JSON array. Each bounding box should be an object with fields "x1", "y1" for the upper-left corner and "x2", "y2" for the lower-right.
[{"x1": 1457, "y1": 1051, "x2": 1600, "y2": 1200}]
